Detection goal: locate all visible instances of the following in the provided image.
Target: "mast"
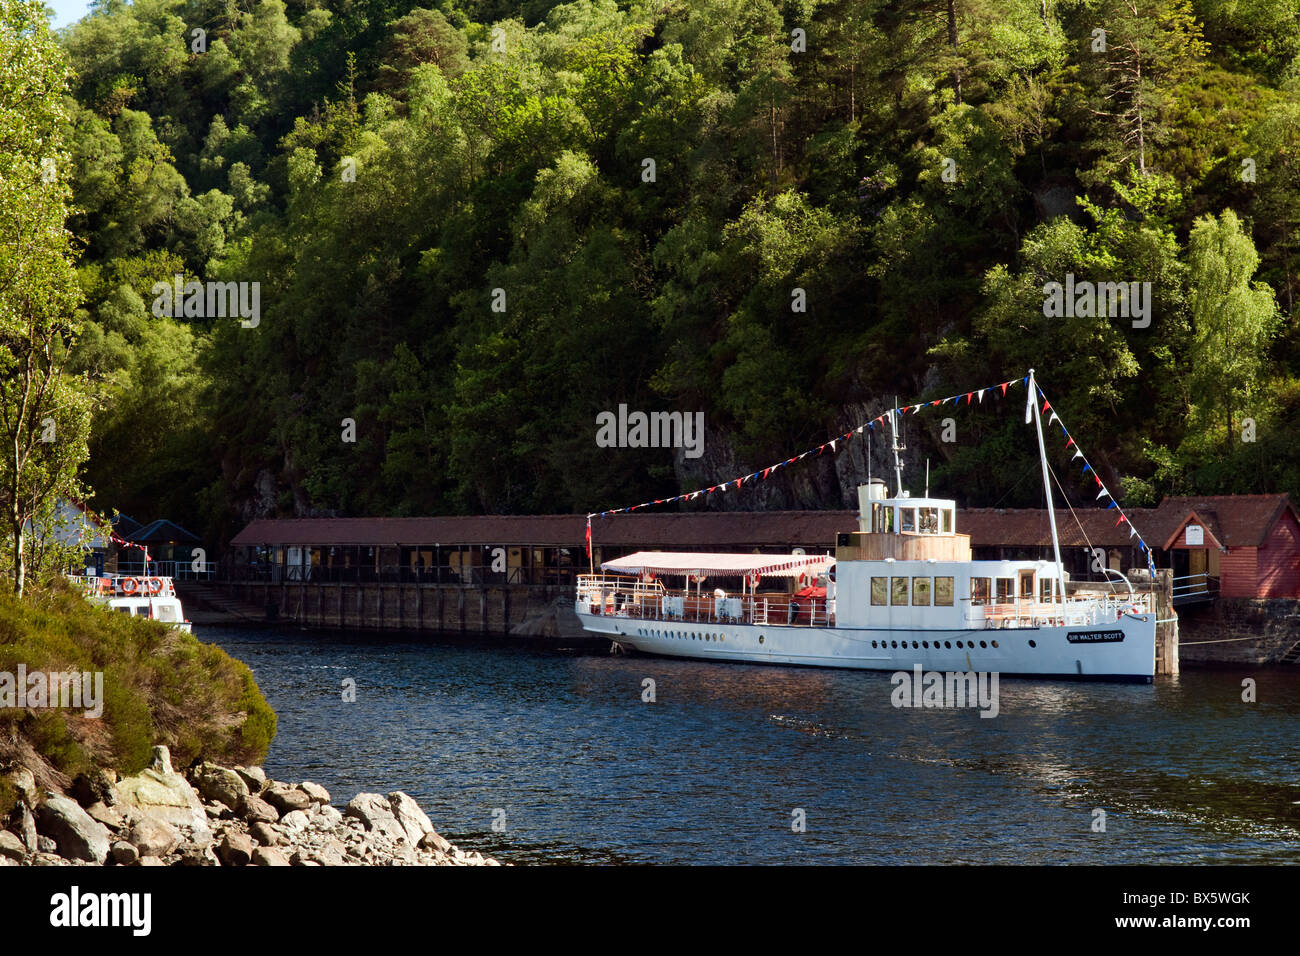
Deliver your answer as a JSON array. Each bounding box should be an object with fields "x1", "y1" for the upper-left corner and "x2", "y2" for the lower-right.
[
  {"x1": 889, "y1": 399, "x2": 905, "y2": 496},
  {"x1": 1027, "y1": 369, "x2": 1067, "y2": 606}
]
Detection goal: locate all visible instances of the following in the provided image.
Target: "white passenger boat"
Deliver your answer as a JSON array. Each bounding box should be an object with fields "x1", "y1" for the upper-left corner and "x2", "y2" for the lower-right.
[
  {"x1": 76, "y1": 574, "x2": 193, "y2": 633},
  {"x1": 576, "y1": 371, "x2": 1158, "y2": 680}
]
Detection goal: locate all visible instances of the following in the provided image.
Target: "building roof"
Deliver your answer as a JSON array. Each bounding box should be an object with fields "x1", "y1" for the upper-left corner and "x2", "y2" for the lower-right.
[
  {"x1": 127, "y1": 519, "x2": 200, "y2": 545},
  {"x1": 601, "y1": 551, "x2": 834, "y2": 579},
  {"x1": 958, "y1": 508, "x2": 1158, "y2": 549},
  {"x1": 228, "y1": 494, "x2": 1298, "y2": 552},
  {"x1": 1147, "y1": 495, "x2": 1298, "y2": 549},
  {"x1": 230, "y1": 512, "x2": 853, "y2": 549}
]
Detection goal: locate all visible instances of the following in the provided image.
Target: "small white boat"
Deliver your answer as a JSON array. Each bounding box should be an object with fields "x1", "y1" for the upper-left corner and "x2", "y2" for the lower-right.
[{"x1": 76, "y1": 574, "x2": 193, "y2": 632}]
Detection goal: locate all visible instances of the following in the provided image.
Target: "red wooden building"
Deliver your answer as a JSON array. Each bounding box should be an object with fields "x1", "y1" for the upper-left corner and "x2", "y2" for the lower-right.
[{"x1": 1149, "y1": 494, "x2": 1300, "y2": 599}]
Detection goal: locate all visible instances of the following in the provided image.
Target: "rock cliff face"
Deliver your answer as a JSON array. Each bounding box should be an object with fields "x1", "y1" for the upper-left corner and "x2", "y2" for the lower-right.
[{"x1": 2, "y1": 745, "x2": 499, "y2": 867}]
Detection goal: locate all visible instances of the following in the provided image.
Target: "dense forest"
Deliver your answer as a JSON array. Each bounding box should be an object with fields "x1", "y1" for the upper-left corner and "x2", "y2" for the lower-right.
[{"x1": 45, "y1": 0, "x2": 1300, "y2": 544}]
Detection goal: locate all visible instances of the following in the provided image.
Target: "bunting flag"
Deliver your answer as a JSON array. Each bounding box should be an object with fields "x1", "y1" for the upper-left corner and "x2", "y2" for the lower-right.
[
  {"x1": 1032, "y1": 380, "x2": 1156, "y2": 578},
  {"x1": 587, "y1": 375, "x2": 1025, "y2": 521},
  {"x1": 585, "y1": 515, "x2": 592, "y2": 559}
]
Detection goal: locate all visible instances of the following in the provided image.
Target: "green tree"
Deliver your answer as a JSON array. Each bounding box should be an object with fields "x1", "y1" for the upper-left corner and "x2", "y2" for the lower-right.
[
  {"x1": 1185, "y1": 208, "x2": 1279, "y2": 449},
  {"x1": 0, "y1": 0, "x2": 91, "y2": 596}
]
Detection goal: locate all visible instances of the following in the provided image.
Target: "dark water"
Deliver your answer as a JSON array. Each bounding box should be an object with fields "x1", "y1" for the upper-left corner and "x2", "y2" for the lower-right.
[{"x1": 198, "y1": 626, "x2": 1300, "y2": 865}]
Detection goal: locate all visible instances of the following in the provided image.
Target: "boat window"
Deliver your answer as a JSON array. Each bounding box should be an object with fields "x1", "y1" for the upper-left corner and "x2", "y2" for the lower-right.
[
  {"x1": 1039, "y1": 578, "x2": 1053, "y2": 603},
  {"x1": 1019, "y1": 571, "x2": 1035, "y2": 599},
  {"x1": 912, "y1": 577, "x2": 931, "y2": 606},
  {"x1": 918, "y1": 508, "x2": 938, "y2": 534},
  {"x1": 890, "y1": 576, "x2": 909, "y2": 606},
  {"x1": 996, "y1": 578, "x2": 1014, "y2": 603},
  {"x1": 873, "y1": 505, "x2": 894, "y2": 534},
  {"x1": 871, "y1": 577, "x2": 888, "y2": 606},
  {"x1": 115, "y1": 606, "x2": 132, "y2": 615},
  {"x1": 942, "y1": 510, "x2": 953, "y2": 533},
  {"x1": 900, "y1": 508, "x2": 916, "y2": 533},
  {"x1": 156, "y1": 606, "x2": 176, "y2": 622},
  {"x1": 935, "y1": 577, "x2": 954, "y2": 606},
  {"x1": 970, "y1": 577, "x2": 990, "y2": 606}
]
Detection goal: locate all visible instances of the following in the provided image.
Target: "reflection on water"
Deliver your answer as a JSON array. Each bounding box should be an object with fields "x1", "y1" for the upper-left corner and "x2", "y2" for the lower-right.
[{"x1": 199, "y1": 627, "x2": 1300, "y2": 865}]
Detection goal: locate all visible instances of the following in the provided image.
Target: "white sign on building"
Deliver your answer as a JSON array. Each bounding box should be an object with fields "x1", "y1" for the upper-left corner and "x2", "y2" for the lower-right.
[{"x1": 1184, "y1": 524, "x2": 1204, "y2": 547}]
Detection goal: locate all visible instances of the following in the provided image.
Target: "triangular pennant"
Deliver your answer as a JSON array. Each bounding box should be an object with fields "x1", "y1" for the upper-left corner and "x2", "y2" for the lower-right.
[
  {"x1": 978, "y1": 389, "x2": 985, "y2": 403},
  {"x1": 830, "y1": 439, "x2": 837, "y2": 452},
  {"x1": 1001, "y1": 382, "x2": 1008, "y2": 397},
  {"x1": 762, "y1": 467, "x2": 771, "y2": 479},
  {"x1": 1115, "y1": 514, "x2": 1127, "y2": 527},
  {"x1": 1097, "y1": 488, "x2": 1110, "y2": 500}
]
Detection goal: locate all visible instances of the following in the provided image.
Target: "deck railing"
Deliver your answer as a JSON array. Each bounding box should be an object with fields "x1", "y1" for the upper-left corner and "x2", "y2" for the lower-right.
[
  {"x1": 576, "y1": 575, "x2": 836, "y2": 627},
  {"x1": 577, "y1": 575, "x2": 1150, "y2": 630}
]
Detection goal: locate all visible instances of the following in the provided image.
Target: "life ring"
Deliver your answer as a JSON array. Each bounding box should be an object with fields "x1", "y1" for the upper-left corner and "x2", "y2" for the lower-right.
[
  {"x1": 146, "y1": 577, "x2": 164, "y2": 595},
  {"x1": 120, "y1": 577, "x2": 140, "y2": 595}
]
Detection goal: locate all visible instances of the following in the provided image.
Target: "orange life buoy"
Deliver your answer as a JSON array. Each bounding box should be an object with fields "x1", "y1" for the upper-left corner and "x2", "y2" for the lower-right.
[
  {"x1": 146, "y1": 577, "x2": 163, "y2": 595},
  {"x1": 120, "y1": 577, "x2": 140, "y2": 595}
]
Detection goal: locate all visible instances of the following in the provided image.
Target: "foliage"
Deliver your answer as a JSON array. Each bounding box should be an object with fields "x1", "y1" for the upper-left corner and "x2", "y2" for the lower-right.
[{"x1": 33, "y1": 0, "x2": 1300, "y2": 536}]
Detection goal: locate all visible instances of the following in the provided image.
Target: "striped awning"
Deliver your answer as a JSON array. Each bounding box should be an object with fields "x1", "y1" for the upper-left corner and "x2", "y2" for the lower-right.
[{"x1": 600, "y1": 551, "x2": 834, "y2": 579}]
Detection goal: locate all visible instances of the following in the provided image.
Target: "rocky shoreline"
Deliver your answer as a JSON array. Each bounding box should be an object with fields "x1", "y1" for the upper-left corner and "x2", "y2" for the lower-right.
[{"x1": 1, "y1": 746, "x2": 500, "y2": 867}]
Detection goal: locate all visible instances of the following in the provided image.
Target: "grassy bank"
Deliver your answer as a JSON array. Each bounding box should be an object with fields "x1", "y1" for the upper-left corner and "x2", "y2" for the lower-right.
[{"x1": 0, "y1": 578, "x2": 275, "y2": 813}]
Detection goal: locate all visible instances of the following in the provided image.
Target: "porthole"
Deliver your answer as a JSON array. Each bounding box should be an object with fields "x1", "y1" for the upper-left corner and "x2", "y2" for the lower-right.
[
  {"x1": 991, "y1": 640, "x2": 999, "y2": 649},
  {"x1": 922, "y1": 641, "x2": 929, "y2": 649},
  {"x1": 1028, "y1": 639, "x2": 1037, "y2": 648},
  {"x1": 891, "y1": 641, "x2": 898, "y2": 649},
  {"x1": 759, "y1": 635, "x2": 765, "y2": 644},
  {"x1": 957, "y1": 641, "x2": 964, "y2": 649},
  {"x1": 871, "y1": 641, "x2": 877, "y2": 649},
  {"x1": 979, "y1": 641, "x2": 987, "y2": 649},
  {"x1": 912, "y1": 641, "x2": 919, "y2": 649},
  {"x1": 944, "y1": 641, "x2": 952, "y2": 649}
]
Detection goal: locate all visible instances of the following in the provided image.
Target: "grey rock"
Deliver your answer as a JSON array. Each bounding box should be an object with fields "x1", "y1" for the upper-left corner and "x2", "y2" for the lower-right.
[
  {"x1": 149, "y1": 745, "x2": 174, "y2": 775},
  {"x1": 85, "y1": 801, "x2": 124, "y2": 832},
  {"x1": 264, "y1": 786, "x2": 312, "y2": 815},
  {"x1": 35, "y1": 795, "x2": 110, "y2": 863},
  {"x1": 138, "y1": 856, "x2": 165, "y2": 867},
  {"x1": 216, "y1": 831, "x2": 254, "y2": 866},
  {"x1": 298, "y1": 781, "x2": 330, "y2": 805},
  {"x1": 128, "y1": 817, "x2": 182, "y2": 857},
  {"x1": 70, "y1": 770, "x2": 116, "y2": 808},
  {"x1": 234, "y1": 766, "x2": 267, "y2": 793},
  {"x1": 15, "y1": 802, "x2": 38, "y2": 852},
  {"x1": 191, "y1": 763, "x2": 250, "y2": 809},
  {"x1": 343, "y1": 794, "x2": 406, "y2": 842},
  {"x1": 3, "y1": 767, "x2": 36, "y2": 805},
  {"x1": 109, "y1": 841, "x2": 139, "y2": 866},
  {"x1": 0, "y1": 830, "x2": 26, "y2": 862},
  {"x1": 279, "y1": 809, "x2": 311, "y2": 832},
  {"x1": 37, "y1": 835, "x2": 57, "y2": 854},
  {"x1": 176, "y1": 841, "x2": 219, "y2": 866},
  {"x1": 315, "y1": 805, "x2": 343, "y2": 828},
  {"x1": 249, "y1": 821, "x2": 280, "y2": 846},
  {"x1": 115, "y1": 752, "x2": 212, "y2": 842},
  {"x1": 252, "y1": 846, "x2": 290, "y2": 866},
  {"x1": 238, "y1": 793, "x2": 279, "y2": 824},
  {"x1": 418, "y1": 829, "x2": 452, "y2": 854},
  {"x1": 387, "y1": 791, "x2": 435, "y2": 845}
]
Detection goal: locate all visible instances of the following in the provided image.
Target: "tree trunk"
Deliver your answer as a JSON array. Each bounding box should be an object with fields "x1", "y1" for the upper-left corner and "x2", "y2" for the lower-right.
[{"x1": 947, "y1": 0, "x2": 962, "y2": 105}]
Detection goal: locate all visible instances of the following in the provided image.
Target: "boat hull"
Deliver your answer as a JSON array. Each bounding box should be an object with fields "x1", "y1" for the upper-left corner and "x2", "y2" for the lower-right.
[{"x1": 577, "y1": 611, "x2": 1156, "y2": 681}]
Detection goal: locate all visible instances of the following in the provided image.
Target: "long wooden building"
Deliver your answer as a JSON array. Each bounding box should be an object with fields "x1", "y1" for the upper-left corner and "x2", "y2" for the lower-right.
[{"x1": 227, "y1": 494, "x2": 1300, "y2": 598}]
